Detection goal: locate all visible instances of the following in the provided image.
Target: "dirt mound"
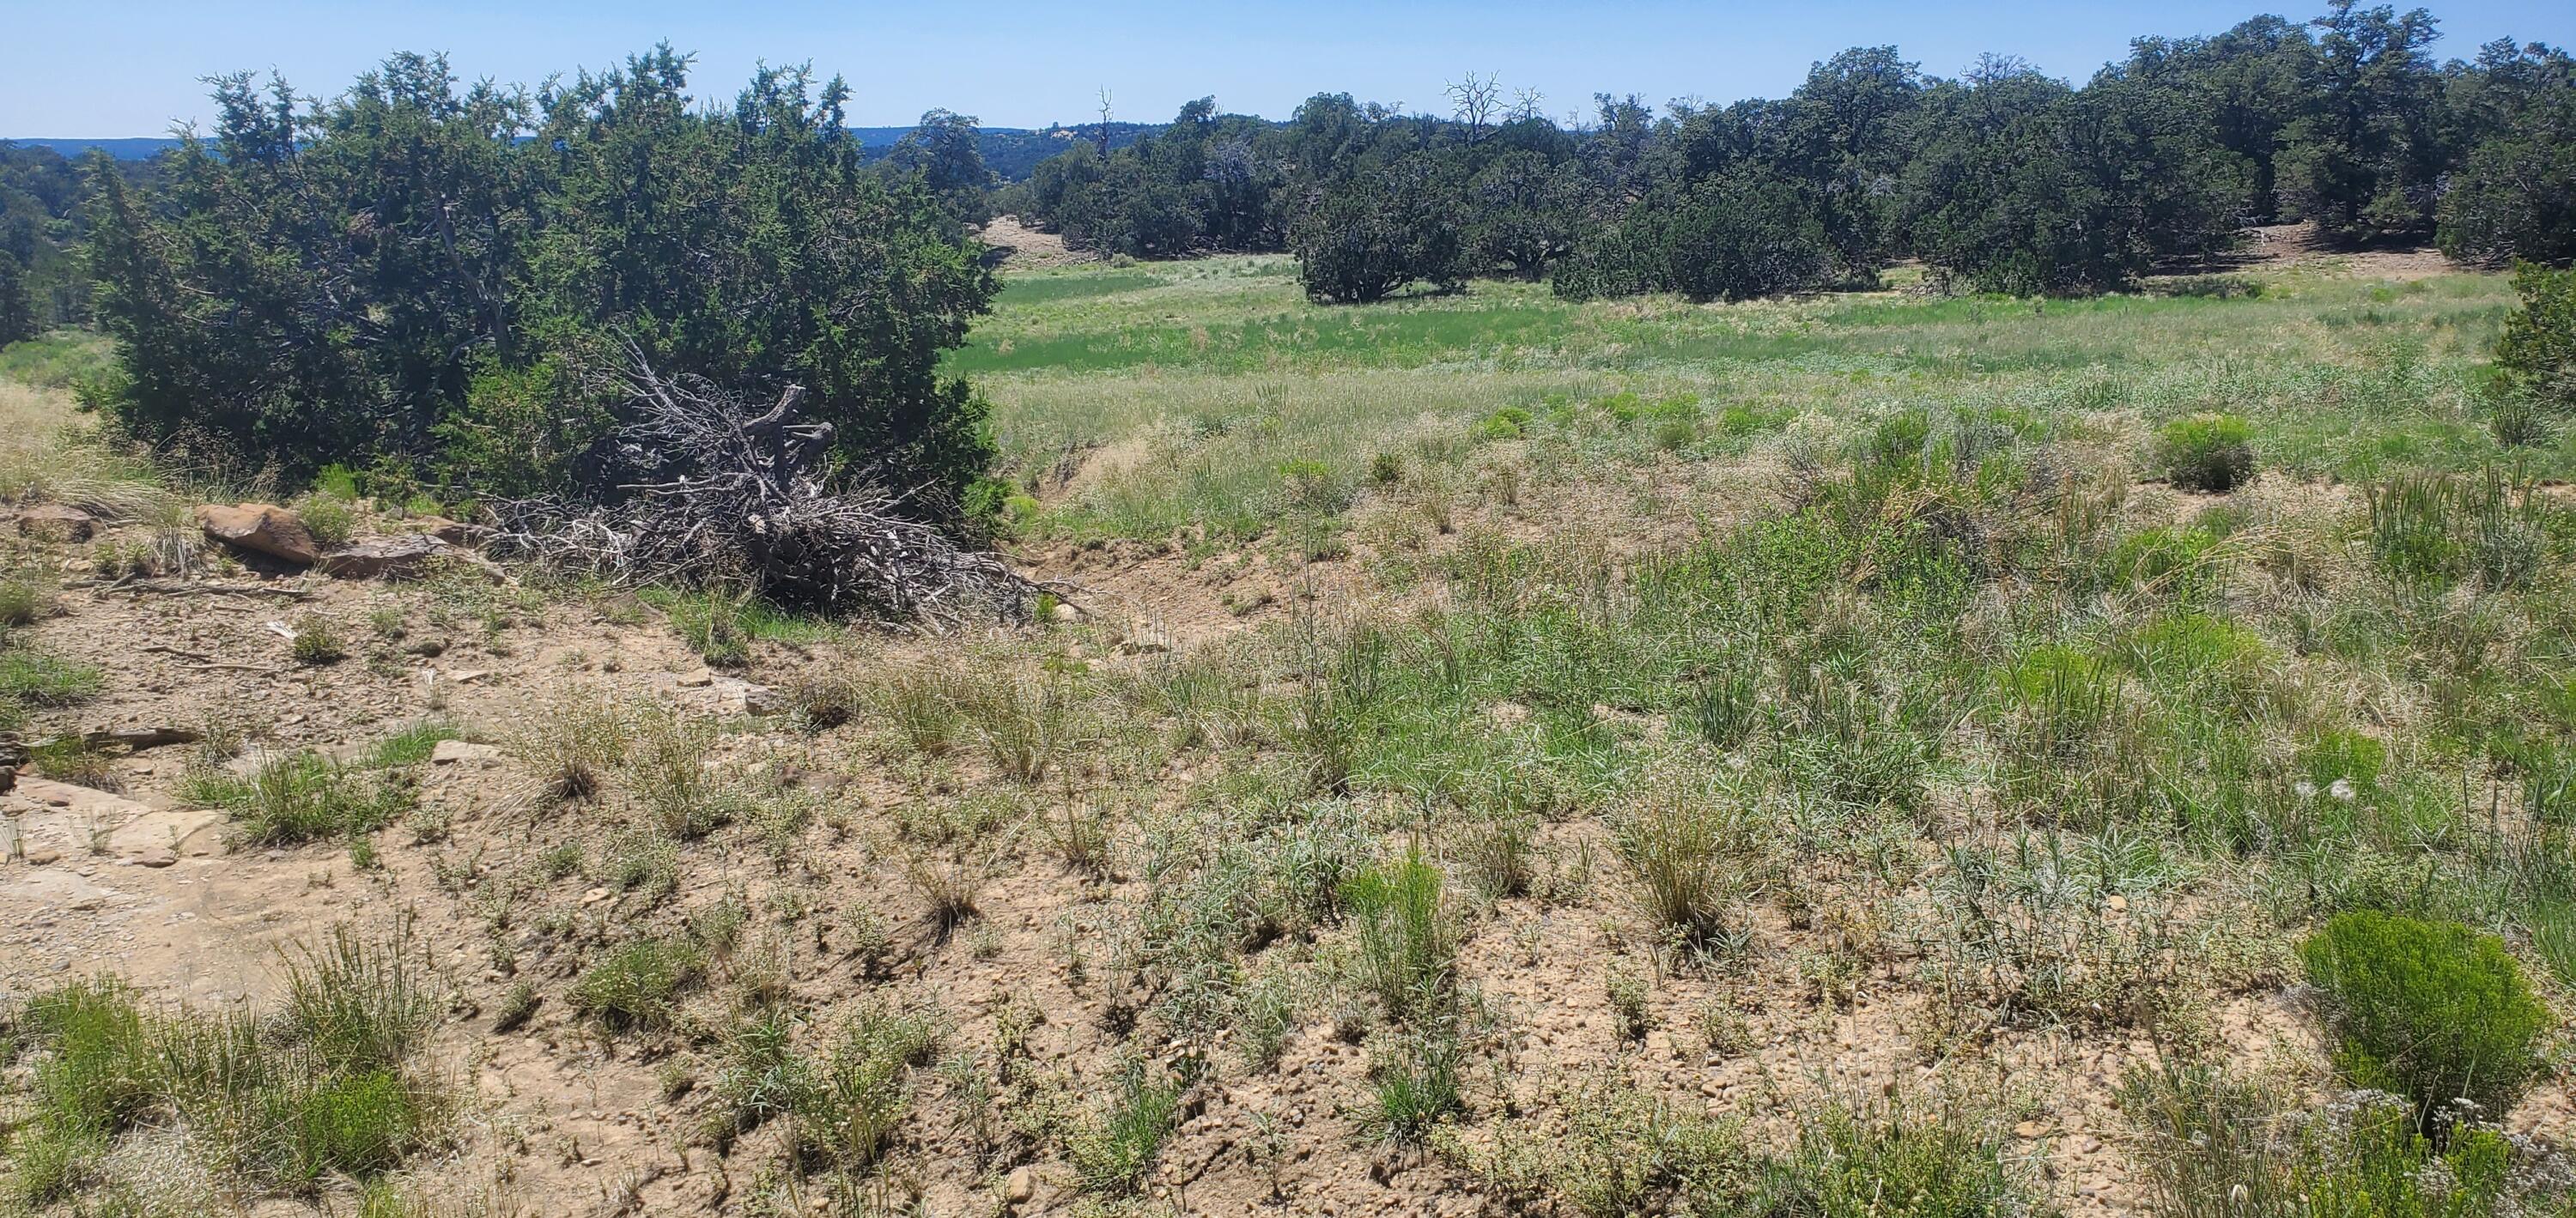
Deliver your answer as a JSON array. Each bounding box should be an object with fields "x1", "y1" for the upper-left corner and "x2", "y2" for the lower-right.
[{"x1": 980, "y1": 214, "x2": 1091, "y2": 268}]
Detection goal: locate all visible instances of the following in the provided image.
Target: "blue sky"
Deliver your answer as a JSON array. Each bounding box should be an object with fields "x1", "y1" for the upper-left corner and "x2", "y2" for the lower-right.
[{"x1": 5, "y1": 0, "x2": 2573, "y2": 136}]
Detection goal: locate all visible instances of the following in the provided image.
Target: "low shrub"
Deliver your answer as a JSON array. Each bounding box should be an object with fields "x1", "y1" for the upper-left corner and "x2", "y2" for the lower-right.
[
  {"x1": 2122, "y1": 1060, "x2": 2576, "y2": 1218},
  {"x1": 2154, "y1": 412, "x2": 2257, "y2": 493},
  {"x1": 2299, "y1": 911, "x2": 2548, "y2": 1131}
]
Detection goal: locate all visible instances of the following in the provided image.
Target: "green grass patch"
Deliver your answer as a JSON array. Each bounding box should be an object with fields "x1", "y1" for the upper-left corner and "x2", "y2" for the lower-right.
[{"x1": 185, "y1": 751, "x2": 416, "y2": 847}]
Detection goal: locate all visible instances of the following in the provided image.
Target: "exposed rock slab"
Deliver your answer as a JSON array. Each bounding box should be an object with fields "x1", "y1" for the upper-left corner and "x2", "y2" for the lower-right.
[
  {"x1": 15, "y1": 503, "x2": 96, "y2": 542},
  {"x1": 195, "y1": 503, "x2": 319, "y2": 566},
  {"x1": 321, "y1": 532, "x2": 453, "y2": 579}
]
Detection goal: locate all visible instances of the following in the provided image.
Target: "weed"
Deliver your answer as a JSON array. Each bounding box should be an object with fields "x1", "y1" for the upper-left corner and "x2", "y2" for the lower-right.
[
  {"x1": 289, "y1": 614, "x2": 349, "y2": 665},
  {"x1": 29, "y1": 736, "x2": 118, "y2": 789},
  {"x1": 0, "y1": 646, "x2": 101, "y2": 730},
  {"x1": 1611, "y1": 773, "x2": 1757, "y2": 953},
  {"x1": 1342, "y1": 845, "x2": 1460, "y2": 1023},
  {"x1": 1444, "y1": 1069, "x2": 1751, "y2": 1215},
  {"x1": 797, "y1": 1000, "x2": 944, "y2": 1171},
  {"x1": 571, "y1": 936, "x2": 705, "y2": 1032},
  {"x1": 1069, "y1": 1062, "x2": 1182, "y2": 1194},
  {"x1": 626, "y1": 709, "x2": 746, "y2": 839},
  {"x1": 509, "y1": 692, "x2": 627, "y2": 803},
  {"x1": 0, "y1": 572, "x2": 49, "y2": 627},
  {"x1": 1607, "y1": 960, "x2": 1654, "y2": 1042},
  {"x1": 1764, "y1": 1096, "x2": 2041, "y2": 1218},
  {"x1": 492, "y1": 981, "x2": 541, "y2": 1033},
  {"x1": 1358, "y1": 1022, "x2": 1465, "y2": 1143},
  {"x1": 362, "y1": 720, "x2": 464, "y2": 768},
  {"x1": 2121, "y1": 1058, "x2": 2576, "y2": 1218}
]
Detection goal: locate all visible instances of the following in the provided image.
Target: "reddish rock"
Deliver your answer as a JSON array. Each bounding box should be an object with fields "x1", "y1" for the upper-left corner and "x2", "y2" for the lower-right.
[
  {"x1": 15, "y1": 503, "x2": 96, "y2": 542},
  {"x1": 195, "y1": 503, "x2": 319, "y2": 566}
]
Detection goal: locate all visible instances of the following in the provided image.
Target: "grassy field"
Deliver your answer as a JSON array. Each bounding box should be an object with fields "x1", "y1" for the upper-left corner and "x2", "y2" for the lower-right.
[{"x1": 964, "y1": 259, "x2": 2554, "y2": 548}]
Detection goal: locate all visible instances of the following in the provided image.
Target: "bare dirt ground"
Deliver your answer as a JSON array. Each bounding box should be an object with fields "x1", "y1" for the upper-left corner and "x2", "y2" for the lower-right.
[{"x1": 981, "y1": 216, "x2": 1091, "y2": 270}]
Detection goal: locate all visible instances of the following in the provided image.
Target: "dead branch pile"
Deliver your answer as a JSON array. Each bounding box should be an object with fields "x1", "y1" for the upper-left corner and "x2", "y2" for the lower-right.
[{"x1": 490, "y1": 361, "x2": 1031, "y2": 624}]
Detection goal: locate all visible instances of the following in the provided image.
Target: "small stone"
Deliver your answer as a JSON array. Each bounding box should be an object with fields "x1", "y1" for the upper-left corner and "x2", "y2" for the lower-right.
[
  {"x1": 23, "y1": 845, "x2": 64, "y2": 866},
  {"x1": 676, "y1": 670, "x2": 715, "y2": 688},
  {"x1": 581, "y1": 887, "x2": 612, "y2": 906},
  {"x1": 128, "y1": 846, "x2": 179, "y2": 869},
  {"x1": 430, "y1": 739, "x2": 501, "y2": 766},
  {"x1": 1005, "y1": 1166, "x2": 1036, "y2": 1205},
  {"x1": 2014, "y1": 1120, "x2": 2046, "y2": 1139}
]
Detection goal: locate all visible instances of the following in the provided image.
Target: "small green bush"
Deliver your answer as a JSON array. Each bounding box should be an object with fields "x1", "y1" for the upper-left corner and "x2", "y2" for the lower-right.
[
  {"x1": 2154, "y1": 412, "x2": 2257, "y2": 493},
  {"x1": 1342, "y1": 847, "x2": 1460, "y2": 1023},
  {"x1": 290, "y1": 614, "x2": 349, "y2": 665},
  {"x1": 1471, "y1": 406, "x2": 1534, "y2": 441},
  {"x1": 2299, "y1": 912, "x2": 2549, "y2": 1130},
  {"x1": 294, "y1": 491, "x2": 359, "y2": 548},
  {"x1": 0, "y1": 573, "x2": 48, "y2": 627},
  {"x1": 2121, "y1": 1060, "x2": 2575, "y2": 1218},
  {"x1": 571, "y1": 936, "x2": 706, "y2": 1032},
  {"x1": 1068, "y1": 1062, "x2": 1182, "y2": 1194}
]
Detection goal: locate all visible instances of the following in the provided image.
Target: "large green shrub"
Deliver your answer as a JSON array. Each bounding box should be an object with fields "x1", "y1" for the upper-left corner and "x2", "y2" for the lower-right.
[
  {"x1": 2154, "y1": 413, "x2": 2257, "y2": 493},
  {"x1": 2298, "y1": 912, "x2": 2549, "y2": 1130},
  {"x1": 1292, "y1": 155, "x2": 1467, "y2": 304},
  {"x1": 85, "y1": 50, "x2": 997, "y2": 514},
  {"x1": 2494, "y1": 263, "x2": 2576, "y2": 415}
]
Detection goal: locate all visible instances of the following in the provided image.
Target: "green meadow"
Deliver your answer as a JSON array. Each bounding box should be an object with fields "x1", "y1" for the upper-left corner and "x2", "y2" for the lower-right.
[{"x1": 963, "y1": 259, "x2": 2554, "y2": 547}]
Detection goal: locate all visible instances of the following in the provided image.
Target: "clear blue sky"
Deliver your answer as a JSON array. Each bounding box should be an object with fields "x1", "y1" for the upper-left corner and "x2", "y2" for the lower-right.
[{"x1": 5, "y1": 0, "x2": 2573, "y2": 136}]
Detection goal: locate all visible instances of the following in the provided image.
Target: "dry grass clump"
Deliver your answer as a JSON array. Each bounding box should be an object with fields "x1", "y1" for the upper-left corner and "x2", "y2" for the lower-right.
[
  {"x1": 507, "y1": 690, "x2": 629, "y2": 804},
  {"x1": 1608, "y1": 767, "x2": 1768, "y2": 954}
]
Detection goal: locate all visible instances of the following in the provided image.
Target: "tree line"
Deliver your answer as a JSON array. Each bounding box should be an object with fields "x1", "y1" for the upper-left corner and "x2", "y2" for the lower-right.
[{"x1": 999, "y1": 2, "x2": 2576, "y2": 301}]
